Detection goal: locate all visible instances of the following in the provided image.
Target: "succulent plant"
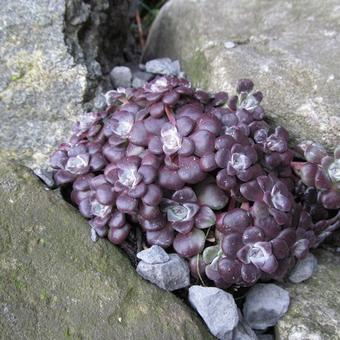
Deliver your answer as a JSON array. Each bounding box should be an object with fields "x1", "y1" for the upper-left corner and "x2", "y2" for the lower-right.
[
  {"x1": 50, "y1": 74, "x2": 340, "y2": 289},
  {"x1": 295, "y1": 182, "x2": 330, "y2": 222},
  {"x1": 50, "y1": 141, "x2": 108, "y2": 186},
  {"x1": 240, "y1": 175, "x2": 295, "y2": 226},
  {"x1": 161, "y1": 187, "x2": 216, "y2": 233},
  {"x1": 199, "y1": 202, "x2": 318, "y2": 288},
  {"x1": 293, "y1": 142, "x2": 340, "y2": 210}
]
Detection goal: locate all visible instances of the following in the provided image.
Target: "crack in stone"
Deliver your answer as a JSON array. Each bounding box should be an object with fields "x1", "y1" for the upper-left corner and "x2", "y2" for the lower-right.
[{"x1": 64, "y1": 0, "x2": 130, "y2": 106}]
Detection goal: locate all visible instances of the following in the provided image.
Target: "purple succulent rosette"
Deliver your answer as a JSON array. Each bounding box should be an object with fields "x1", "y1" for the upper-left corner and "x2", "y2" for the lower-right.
[
  {"x1": 240, "y1": 174, "x2": 295, "y2": 226},
  {"x1": 293, "y1": 142, "x2": 340, "y2": 210},
  {"x1": 215, "y1": 132, "x2": 263, "y2": 199},
  {"x1": 153, "y1": 108, "x2": 221, "y2": 190},
  {"x1": 104, "y1": 156, "x2": 161, "y2": 213},
  {"x1": 161, "y1": 187, "x2": 215, "y2": 233},
  {"x1": 159, "y1": 187, "x2": 216, "y2": 257},
  {"x1": 50, "y1": 141, "x2": 107, "y2": 185},
  {"x1": 295, "y1": 183, "x2": 330, "y2": 222},
  {"x1": 209, "y1": 79, "x2": 265, "y2": 137},
  {"x1": 150, "y1": 183, "x2": 228, "y2": 257},
  {"x1": 256, "y1": 126, "x2": 294, "y2": 170},
  {"x1": 71, "y1": 173, "x2": 114, "y2": 237}
]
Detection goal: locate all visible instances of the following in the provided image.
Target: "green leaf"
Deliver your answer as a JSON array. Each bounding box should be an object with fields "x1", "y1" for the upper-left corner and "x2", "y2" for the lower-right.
[{"x1": 202, "y1": 245, "x2": 221, "y2": 265}]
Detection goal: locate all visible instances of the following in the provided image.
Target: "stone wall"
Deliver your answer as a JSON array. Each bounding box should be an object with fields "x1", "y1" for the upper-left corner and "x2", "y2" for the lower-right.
[{"x1": 144, "y1": 0, "x2": 340, "y2": 151}]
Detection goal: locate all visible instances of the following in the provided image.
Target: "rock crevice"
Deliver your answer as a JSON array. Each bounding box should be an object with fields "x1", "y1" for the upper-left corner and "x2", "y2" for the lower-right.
[{"x1": 64, "y1": 0, "x2": 130, "y2": 102}]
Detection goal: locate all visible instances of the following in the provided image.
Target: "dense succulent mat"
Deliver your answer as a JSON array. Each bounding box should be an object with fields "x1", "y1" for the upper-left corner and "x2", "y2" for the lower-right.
[{"x1": 50, "y1": 75, "x2": 340, "y2": 289}]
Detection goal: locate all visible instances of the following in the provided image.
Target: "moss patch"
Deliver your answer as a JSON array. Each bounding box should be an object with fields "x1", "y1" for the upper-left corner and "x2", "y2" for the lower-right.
[{"x1": 183, "y1": 50, "x2": 211, "y2": 89}]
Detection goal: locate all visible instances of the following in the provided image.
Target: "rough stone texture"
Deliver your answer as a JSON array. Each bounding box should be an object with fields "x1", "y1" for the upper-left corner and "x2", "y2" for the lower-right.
[
  {"x1": 110, "y1": 66, "x2": 133, "y2": 88},
  {"x1": 132, "y1": 77, "x2": 147, "y2": 88},
  {"x1": 188, "y1": 286, "x2": 239, "y2": 339},
  {"x1": 137, "y1": 254, "x2": 190, "y2": 291},
  {"x1": 233, "y1": 319, "x2": 258, "y2": 340},
  {"x1": 289, "y1": 252, "x2": 318, "y2": 283},
  {"x1": 0, "y1": 0, "x2": 129, "y2": 170},
  {"x1": 0, "y1": 158, "x2": 213, "y2": 340},
  {"x1": 276, "y1": 249, "x2": 340, "y2": 340},
  {"x1": 132, "y1": 70, "x2": 154, "y2": 88},
  {"x1": 33, "y1": 168, "x2": 55, "y2": 188},
  {"x1": 137, "y1": 245, "x2": 170, "y2": 264},
  {"x1": 257, "y1": 335, "x2": 274, "y2": 340},
  {"x1": 145, "y1": 58, "x2": 181, "y2": 76},
  {"x1": 144, "y1": 0, "x2": 340, "y2": 151},
  {"x1": 65, "y1": 0, "x2": 129, "y2": 77},
  {"x1": 243, "y1": 284, "x2": 290, "y2": 330}
]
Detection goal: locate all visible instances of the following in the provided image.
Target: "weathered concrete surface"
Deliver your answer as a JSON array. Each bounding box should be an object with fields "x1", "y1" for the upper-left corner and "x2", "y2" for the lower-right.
[
  {"x1": 0, "y1": 0, "x2": 129, "y2": 170},
  {"x1": 0, "y1": 158, "x2": 213, "y2": 339},
  {"x1": 276, "y1": 249, "x2": 340, "y2": 339},
  {"x1": 144, "y1": 0, "x2": 340, "y2": 151}
]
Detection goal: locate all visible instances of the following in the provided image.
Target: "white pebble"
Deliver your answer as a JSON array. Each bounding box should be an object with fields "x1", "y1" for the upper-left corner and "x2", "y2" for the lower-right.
[{"x1": 224, "y1": 41, "x2": 236, "y2": 49}]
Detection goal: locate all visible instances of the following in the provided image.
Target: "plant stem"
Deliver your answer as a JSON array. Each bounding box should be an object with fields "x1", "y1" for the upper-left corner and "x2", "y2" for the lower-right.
[
  {"x1": 135, "y1": 9, "x2": 145, "y2": 48},
  {"x1": 165, "y1": 105, "x2": 177, "y2": 126}
]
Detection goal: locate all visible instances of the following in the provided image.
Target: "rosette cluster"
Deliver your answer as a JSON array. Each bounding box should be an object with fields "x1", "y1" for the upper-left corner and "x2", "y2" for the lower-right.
[
  {"x1": 293, "y1": 142, "x2": 340, "y2": 210},
  {"x1": 200, "y1": 204, "x2": 316, "y2": 288},
  {"x1": 50, "y1": 75, "x2": 339, "y2": 288}
]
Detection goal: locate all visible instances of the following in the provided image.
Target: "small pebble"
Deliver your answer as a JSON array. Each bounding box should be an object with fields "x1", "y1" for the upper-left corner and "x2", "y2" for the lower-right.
[
  {"x1": 243, "y1": 283, "x2": 290, "y2": 330},
  {"x1": 137, "y1": 245, "x2": 170, "y2": 264},
  {"x1": 132, "y1": 78, "x2": 146, "y2": 88},
  {"x1": 137, "y1": 254, "x2": 189, "y2": 291},
  {"x1": 134, "y1": 70, "x2": 154, "y2": 82},
  {"x1": 33, "y1": 168, "x2": 55, "y2": 188},
  {"x1": 233, "y1": 318, "x2": 258, "y2": 340},
  {"x1": 189, "y1": 286, "x2": 239, "y2": 339},
  {"x1": 110, "y1": 66, "x2": 132, "y2": 88},
  {"x1": 138, "y1": 63, "x2": 146, "y2": 71},
  {"x1": 224, "y1": 41, "x2": 236, "y2": 49},
  {"x1": 90, "y1": 228, "x2": 98, "y2": 242},
  {"x1": 93, "y1": 93, "x2": 107, "y2": 110},
  {"x1": 145, "y1": 58, "x2": 181, "y2": 76},
  {"x1": 289, "y1": 253, "x2": 317, "y2": 283},
  {"x1": 89, "y1": 60, "x2": 102, "y2": 77},
  {"x1": 132, "y1": 71, "x2": 154, "y2": 88}
]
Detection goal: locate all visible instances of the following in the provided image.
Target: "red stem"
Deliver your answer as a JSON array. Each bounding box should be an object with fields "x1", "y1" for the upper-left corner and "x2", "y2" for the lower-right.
[
  {"x1": 106, "y1": 104, "x2": 117, "y2": 115},
  {"x1": 165, "y1": 105, "x2": 177, "y2": 126},
  {"x1": 135, "y1": 10, "x2": 145, "y2": 49},
  {"x1": 241, "y1": 201, "x2": 250, "y2": 211},
  {"x1": 227, "y1": 197, "x2": 236, "y2": 211}
]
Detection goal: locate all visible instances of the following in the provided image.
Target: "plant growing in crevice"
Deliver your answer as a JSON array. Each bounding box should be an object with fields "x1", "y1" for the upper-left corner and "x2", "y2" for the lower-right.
[{"x1": 50, "y1": 76, "x2": 340, "y2": 288}]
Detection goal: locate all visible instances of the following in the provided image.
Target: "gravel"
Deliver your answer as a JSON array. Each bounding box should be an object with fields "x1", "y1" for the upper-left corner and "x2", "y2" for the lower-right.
[
  {"x1": 188, "y1": 286, "x2": 239, "y2": 339},
  {"x1": 132, "y1": 70, "x2": 154, "y2": 88},
  {"x1": 110, "y1": 66, "x2": 132, "y2": 88},
  {"x1": 137, "y1": 253, "x2": 189, "y2": 291},
  {"x1": 232, "y1": 317, "x2": 258, "y2": 340},
  {"x1": 137, "y1": 245, "x2": 170, "y2": 264},
  {"x1": 243, "y1": 283, "x2": 290, "y2": 330},
  {"x1": 33, "y1": 168, "x2": 55, "y2": 188},
  {"x1": 224, "y1": 41, "x2": 236, "y2": 49},
  {"x1": 145, "y1": 58, "x2": 181, "y2": 76},
  {"x1": 289, "y1": 253, "x2": 318, "y2": 283}
]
